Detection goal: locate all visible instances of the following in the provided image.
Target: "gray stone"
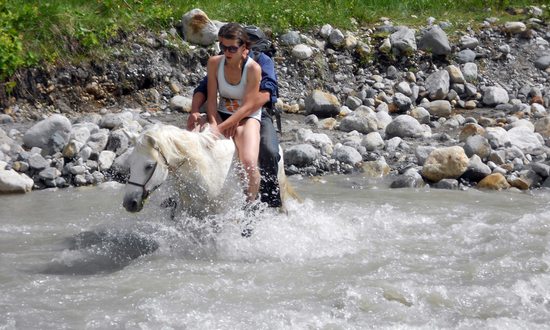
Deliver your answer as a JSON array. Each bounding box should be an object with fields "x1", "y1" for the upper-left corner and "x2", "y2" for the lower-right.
[
  {"x1": 385, "y1": 115, "x2": 424, "y2": 138},
  {"x1": 534, "y1": 55, "x2": 550, "y2": 70},
  {"x1": 390, "y1": 26, "x2": 417, "y2": 56},
  {"x1": 332, "y1": 144, "x2": 362, "y2": 166},
  {"x1": 23, "y1": 114, "x2": 71, "y2": 155},
  {"x1": 28, "y1": 154, "x2": 49, "y2": 171},
  {"x1": 284, "y1": 144, "x2": 320, "y2": 167},
  {"x1": 483, "y1": 86, "x2": 509, "y2": 106},
  {"x1": 425, "y1": 70, "x2": 450, "y2": 100},
  {"x1": 456, "y1": 49, "x2": 476, "y2": 64},
  {"x1": 292, "y1": 44, "x2": 313, "y2": 59},
  {"x1": 418, "y1": 25, "x2": 451, "y2": 55}
]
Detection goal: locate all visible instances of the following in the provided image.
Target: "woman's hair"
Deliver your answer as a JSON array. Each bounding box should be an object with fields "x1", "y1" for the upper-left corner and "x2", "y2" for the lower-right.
[{"x1": 218, "y1": 23, "x2": 250, "y2": 48}]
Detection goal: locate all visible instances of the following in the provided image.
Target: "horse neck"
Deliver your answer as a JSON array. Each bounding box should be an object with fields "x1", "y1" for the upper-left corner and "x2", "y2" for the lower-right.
[{"x1": 162, "y1": 129, "x2": 235, "y2": 199}]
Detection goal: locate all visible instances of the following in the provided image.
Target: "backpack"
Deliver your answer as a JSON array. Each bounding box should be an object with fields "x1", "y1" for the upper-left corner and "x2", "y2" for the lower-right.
[
  {"x1": 244, "y1": 25, "x2": 277, "y2": 59},
  {"x1": 244, "y1": 25, "x2": 282, "y2": 133}
]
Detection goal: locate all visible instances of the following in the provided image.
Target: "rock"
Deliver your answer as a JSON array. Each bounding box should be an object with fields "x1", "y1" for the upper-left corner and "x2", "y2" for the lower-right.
[
  {"x1": 462, "y1": 154, "x2": 491, "y2": 182},
  {"x1": 504, "y1": 21, "x2": 527, "y2": 34},
  {"x1": 460, "y1": 35, "x2": 479, "y2": 49},
  {"x1": 332, "y1": 144, "x2": 362, "y2": 166},
  {"x1": 418, "y1": 25, "x2": 451, "y2": 55},
  {"x1": 477, "y1": 173, "x2": 510, "y2": 190},
  {"x1": 106, "y1": 129, "x2": 131, "y2": 156},
  {"x1": 360, "y1": 159, "x2": 391, "y2": 177},
  {"x1": 534, "y1": 116, "x2": 550, "y2": 138},
  {"x1": 339, "y1": 107, "x2": 378, "y2": 134},
  {"x1": 432, "y1": 179, "x2": 459, "y2": 190},
  {"x1": 86, "y1": 131, "x2": 110, "y2": 154},
  {"x1": 28, "y1": 153, "x2": 49, "y2": 171},
  {"x1": 328, "y1": 29, "x2": 345, "y2": 48},
  {"x1": 362, "y1": 132, "x2": 385, "y2": 151},
  {"x1": 305, "y1": 90, "x2": 341, "y2": 117},
  {"x1": 534, "y1": 55, "x2": 550, "y2": 71},
  {"x1": 446, "y1": 65, "x2": 466, "y2": 84},
  {"x1": 459, "y1": 123, "x2": 485, "y2": 142},
  {"x1": 507, "y1": 126, "x2": 543, "y2": 152},
  {"x1": 462, "y1": 63, "x2": 478, "y2": 82},
  {"x1": 484, "y1": 126, "x2": 511, "y2": 148},
  {"x1": 456, "y1": 49, "x2": 476, "y2": 64},
  {"x1": 483, "y1": 86, "x2": 509, "y2": 106},
  {"x1": 0, "y1": 169, "x2": 34, "y2": 193},
  {"x1": 23, "y1": 114, "x2": 72, "y2": 155},
  {"x1": 385, "y1": 115, "x2": 424, "y2": 138},
  {"x1": 284, "y1": 144, "x2": 320, "y2": 167},
  {"x1": 425, "y1": 70, "x2": 450, "y2": 100},
  {"x1": 99, "y1": 112, "x2": 133, "y2": 129},
  {"x1": 181, "y1": 9, "x2": 218, "y2": 46},
  {"x1": 426, "y1": 100, "x2": 452, "y2": 118},
  {"x1": 390, "y1": 26, "x2": 417, "y2": 56},
  {"x1": 390, "y1": 173, "x2": 424, "y2": 188},
  {"x1": 98, "y1": 150, "x2": 117, "y2": 170},
  {"x1": 292, "y1": 44, "x2": 313, "y2": 59},
  {"x1": 463, "y1": 135, "x2": 492, "y2": 160},
  {"x1": 280, "y1": 31, "x2": 301, "y2": 46},
  {"x1": 169, "y1": 95, "x2": 192, "y2": 112},
  {"x1": 296, "y1": 128, "x2": 333, "y2": 154},
  {"x1": 422, "y1": 146, "x2": 469, "y2": 182}
]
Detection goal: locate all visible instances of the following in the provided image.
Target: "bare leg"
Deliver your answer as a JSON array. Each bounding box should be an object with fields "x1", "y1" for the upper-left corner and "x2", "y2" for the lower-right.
[{"x1": 233, "y1": 118, "x2": 261, "y2": 203}]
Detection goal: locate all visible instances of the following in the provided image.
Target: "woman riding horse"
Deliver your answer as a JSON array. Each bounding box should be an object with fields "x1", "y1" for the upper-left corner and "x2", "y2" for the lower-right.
[{"x1": 205, "y1": 23, "x2": 264, "y2": 204}]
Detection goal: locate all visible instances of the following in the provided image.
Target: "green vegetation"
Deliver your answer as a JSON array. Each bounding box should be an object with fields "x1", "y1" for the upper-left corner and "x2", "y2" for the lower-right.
[{"x1": 0, "y1": 0, "x2": 548, "y2": 82}]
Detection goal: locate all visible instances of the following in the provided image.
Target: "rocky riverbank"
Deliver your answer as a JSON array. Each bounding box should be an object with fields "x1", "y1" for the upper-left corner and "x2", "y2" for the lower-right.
[{"x1": 1, "y1": 7, "x2": 550, "y2": 194}]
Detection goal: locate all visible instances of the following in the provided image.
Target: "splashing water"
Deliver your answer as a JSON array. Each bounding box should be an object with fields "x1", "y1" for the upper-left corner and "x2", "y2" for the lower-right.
[{"x1": 1, "y1": 176, "x2": 550, "y2": 329}]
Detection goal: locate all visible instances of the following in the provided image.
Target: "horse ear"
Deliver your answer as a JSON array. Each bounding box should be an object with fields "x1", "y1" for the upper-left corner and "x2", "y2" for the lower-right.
[
  {"x1": 123, "y1": 129, "x2": 139, "y2": 145},
  {"x1": 144, "y1": 134, "x2": 157, "y2": 149}
]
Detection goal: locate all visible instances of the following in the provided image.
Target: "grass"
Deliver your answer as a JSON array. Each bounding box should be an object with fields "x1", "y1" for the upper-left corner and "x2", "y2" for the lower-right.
[{"x1": 0, "y1": 0, "x2": 548, "y2": 83}]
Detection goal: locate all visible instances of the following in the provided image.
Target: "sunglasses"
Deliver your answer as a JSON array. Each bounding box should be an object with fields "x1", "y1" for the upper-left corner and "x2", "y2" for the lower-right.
[{"x1": 220, "y1": 44, "x2": 241, "y2": 53}]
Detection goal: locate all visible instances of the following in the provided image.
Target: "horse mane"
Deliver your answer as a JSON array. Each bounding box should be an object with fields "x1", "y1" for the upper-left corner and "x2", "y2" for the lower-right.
[{"x1": 138, "y1": 124, "x2": 226, "y2": 167}]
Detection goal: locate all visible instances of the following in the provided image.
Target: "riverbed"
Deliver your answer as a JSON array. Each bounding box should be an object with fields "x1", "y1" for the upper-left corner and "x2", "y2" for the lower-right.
[{"x1": 1, "y1": 175, "x2": 550, "y2": 329}]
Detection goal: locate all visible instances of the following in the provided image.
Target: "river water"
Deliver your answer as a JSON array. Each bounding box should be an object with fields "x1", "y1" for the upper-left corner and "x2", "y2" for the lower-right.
[{"x1": 1, "y1": 174, "x2": 550, "y2": 329}]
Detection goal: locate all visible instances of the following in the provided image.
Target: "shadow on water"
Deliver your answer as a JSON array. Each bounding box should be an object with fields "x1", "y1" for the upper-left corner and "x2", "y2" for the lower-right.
[{"x1": 35, "y1": 229, "x2": 159, "y2": 275}]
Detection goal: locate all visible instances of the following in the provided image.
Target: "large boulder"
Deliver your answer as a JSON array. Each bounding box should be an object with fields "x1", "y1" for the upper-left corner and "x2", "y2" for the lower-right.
[
  {"x1": 23, "y1": 114, "x2": 72, "y2": 155},
  {"x1": 181, "y1": 9, "x2": 219, "y2": 46}
]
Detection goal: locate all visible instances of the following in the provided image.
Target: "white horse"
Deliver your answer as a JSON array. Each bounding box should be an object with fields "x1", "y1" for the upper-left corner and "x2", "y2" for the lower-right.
[{"x1": 122, "y1": 124, "x2": 296, "y2": 218}]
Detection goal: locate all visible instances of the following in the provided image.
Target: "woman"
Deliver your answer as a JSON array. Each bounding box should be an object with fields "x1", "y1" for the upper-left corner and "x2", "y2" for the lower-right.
[{"x1": 206, "y1": 23, "x2": 263, "y2": 203}]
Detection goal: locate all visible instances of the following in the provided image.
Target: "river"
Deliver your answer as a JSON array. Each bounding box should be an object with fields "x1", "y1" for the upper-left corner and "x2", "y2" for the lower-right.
[{"x1": 1, "y1": 175, "x2": 550, "y2": 329}]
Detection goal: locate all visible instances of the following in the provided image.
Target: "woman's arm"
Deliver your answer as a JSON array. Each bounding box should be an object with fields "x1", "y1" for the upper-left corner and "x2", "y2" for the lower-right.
[{"x1": 206, "y1": 56, "x2": 222, "y2": 127}]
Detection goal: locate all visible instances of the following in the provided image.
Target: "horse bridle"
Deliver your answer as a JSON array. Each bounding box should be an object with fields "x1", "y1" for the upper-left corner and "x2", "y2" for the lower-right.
[{"x1": 126, "y1": 146, "x2": 170, "y2": 198}]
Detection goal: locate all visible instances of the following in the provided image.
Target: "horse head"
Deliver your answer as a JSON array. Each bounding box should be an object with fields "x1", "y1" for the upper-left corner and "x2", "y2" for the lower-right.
[{"x1": 123, "y1": 132, "x2": 170, "y2": 212}]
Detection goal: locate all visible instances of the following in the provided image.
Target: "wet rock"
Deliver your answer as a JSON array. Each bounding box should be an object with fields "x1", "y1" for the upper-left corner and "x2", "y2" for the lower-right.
[
  {"x1": 422, "y1": 146, "x2": 469, "y2": 182},
  {"x1": 476, "y1": 173, "x2": 511, "y2": 190},
  {"x1": 0, "y1": 167, "x2": 34, "y2": 193}
]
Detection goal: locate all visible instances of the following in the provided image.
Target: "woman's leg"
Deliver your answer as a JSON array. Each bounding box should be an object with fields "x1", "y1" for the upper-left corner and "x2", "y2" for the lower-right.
[{"x1": 233, "y1": 118, "x2": 261, "y2": 203}]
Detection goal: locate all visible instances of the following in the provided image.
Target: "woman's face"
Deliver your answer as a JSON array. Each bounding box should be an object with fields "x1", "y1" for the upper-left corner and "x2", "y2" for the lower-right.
[{"x1": 219, "y1": 37, "x2": 245, "y2": 62}]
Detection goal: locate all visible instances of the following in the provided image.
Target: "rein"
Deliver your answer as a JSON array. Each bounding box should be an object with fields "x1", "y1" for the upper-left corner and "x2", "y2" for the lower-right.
[{"x1": 126, "y1": 146, "x2": 170, "y2": 197}]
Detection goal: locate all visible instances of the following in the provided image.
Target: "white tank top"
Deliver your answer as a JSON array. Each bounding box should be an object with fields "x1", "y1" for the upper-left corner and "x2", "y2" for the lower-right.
[{"x1": 217, "y1": 56, "x2": 262, "y2": 121}]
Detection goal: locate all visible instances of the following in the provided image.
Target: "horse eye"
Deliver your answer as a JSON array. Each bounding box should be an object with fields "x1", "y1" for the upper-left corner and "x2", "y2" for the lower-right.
[{"x1": 145, "y1": 163, "x2": 155, "y2": 170}]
